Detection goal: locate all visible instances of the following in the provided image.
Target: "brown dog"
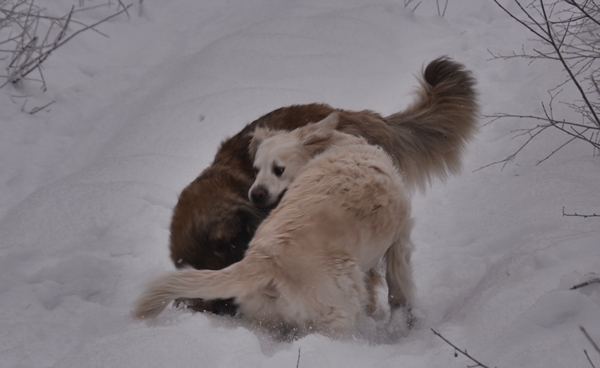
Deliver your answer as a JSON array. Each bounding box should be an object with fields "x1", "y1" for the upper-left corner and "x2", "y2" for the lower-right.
[
  {"x1": 168, "y1": 57, "x2": 479, "y2": 314},
  {"x1": 135, "y1": 116, "x2": 415, "y2": 338}
]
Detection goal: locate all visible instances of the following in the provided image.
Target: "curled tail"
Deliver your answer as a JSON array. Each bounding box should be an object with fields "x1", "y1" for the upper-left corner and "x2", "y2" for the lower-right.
[
  {"x1": 132, "y1": 259, "x2": 266, "y2": 319},
  {"x1": 385, "y1": 56, "x2": 479, "y2": 191}
]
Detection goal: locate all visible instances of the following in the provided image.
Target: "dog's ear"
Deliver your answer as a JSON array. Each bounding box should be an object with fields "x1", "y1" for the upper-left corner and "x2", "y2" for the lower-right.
[
  {"x1": 249, "y1": 127, "x2": 272, "y2": 158},
  {"x1": 299, "y1": 112, "x2": 339, "y2": 154}
]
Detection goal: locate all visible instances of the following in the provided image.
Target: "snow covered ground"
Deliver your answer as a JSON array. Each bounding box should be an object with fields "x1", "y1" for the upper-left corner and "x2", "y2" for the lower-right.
[{"x1": 1, "y1": 1, "x2": 599, "y2": 367}]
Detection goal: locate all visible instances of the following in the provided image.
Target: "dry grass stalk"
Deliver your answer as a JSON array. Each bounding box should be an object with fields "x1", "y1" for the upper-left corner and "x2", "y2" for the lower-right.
[{"x1": 0, "y1": 0, "x2": 131, "y2": 91}]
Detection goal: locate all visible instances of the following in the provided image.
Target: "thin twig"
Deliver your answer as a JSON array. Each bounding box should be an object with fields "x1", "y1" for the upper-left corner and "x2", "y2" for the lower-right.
[
  {"x1": 585, "y1": 350, "x2": 597, "y2": 368},
  {"x1": 403, "y1": 0, "x2": 421, "y2": 13},
  {"x1": 535, "y1": 135, "x2": 577, "y2": 165},
  {"x1": 565, "y1": 0, "x2": 600, "y2": 28},
  {"x1": 571, "y1": 278, "x2": 600, "y2": 290},
  {"x1": 28, "y1": 100, "x2": 54, "y2": 114},
  {"x1": 580, "y1": 326, "x2": 600, "y2": 355},
  {"x1": 562, "y1": 207, "x2": 600, "y2": 218},
  {"x1": 116, "y1": 0, "x2": 130, "y2": 19},
  {"x1": 436, "y1": 0, "x2": 448, "y2": 17},
  {"x1": 473, "y1": 121, "x2": 551, "y2": 172},
  {"x1": 492, "y1": 0, "x2": 551, "y2": 43},
  {"x1": 296, "y1": 347, "x2": 301, "y2": 368},
  {"x1": 431, "y1": 329, "x2": 495, "y2": 368}
]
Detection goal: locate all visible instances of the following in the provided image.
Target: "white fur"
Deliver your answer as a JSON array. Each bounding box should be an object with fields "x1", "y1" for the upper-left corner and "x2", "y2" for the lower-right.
[
  {"x1": 134, "y1": 113, "x2": 415, "y2": 338},
  {"x1": 248, "y1": 113, "x2": 346, "y2": 207}
]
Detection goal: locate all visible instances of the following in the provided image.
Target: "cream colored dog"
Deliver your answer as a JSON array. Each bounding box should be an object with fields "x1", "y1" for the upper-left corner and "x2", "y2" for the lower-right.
[
  {"x1": 249, "y1": 113, "x2": 359, "y2": 208},
  {"x1": 133, "y1": 113, "x2": 415, "y2": 338}
]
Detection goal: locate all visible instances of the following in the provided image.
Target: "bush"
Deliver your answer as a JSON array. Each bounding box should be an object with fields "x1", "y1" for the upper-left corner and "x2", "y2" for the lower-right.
[
  {"x1": 0, "y1": 0, "x2": 131, "y2": 91},
  {"x1": 483, "y1": 0, "x2": 600, "y2": 170}
]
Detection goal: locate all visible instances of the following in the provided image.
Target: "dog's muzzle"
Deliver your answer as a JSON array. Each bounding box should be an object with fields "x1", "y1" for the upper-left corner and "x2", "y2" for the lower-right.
[{"x1": 249, "y1": 185, "x2": 270, "y2": 207}]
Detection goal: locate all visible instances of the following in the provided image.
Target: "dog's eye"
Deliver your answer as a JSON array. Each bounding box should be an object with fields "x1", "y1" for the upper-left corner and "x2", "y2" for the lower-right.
[
  {"x1": 273, "y1": 165, "x2": 285, "y2": 177},
  {"x1": 253, "y1": 167, "x2": 259, "y2": 176}
]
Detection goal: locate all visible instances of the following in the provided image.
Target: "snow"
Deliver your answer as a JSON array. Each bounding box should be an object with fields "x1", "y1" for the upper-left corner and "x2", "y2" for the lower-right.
[{"x1": 1, "y1": 0, "x2": 599, "y2": 367}]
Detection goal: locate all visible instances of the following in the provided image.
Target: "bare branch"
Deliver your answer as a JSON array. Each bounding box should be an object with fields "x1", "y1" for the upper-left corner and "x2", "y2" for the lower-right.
[
  {"x1": 431, "y1": 329, "x2": 495, "y2": 368},
  {"x1": 116, "y1": 0, "x2": 130, "y2": 19},
  {"x1": 563, "y1": 207, "x2": 600, "y2": 218},
  {"x1": 486, "y1": 0, "x2": 600, "y2": 169},
  {"x1": 0, "y1": 1, "x2": 132, "y2": 90},
  {"x1": 436, "y1": 0, "x2": 448, "y2": 17},
  {"x1": 565, "y1": 0, "x2": 600, "y2": 28},
  {"x1": 28, "y1": 100, "x2": 54, "y2": 114},
  {"x1": 296, "y1": 347, "x2": 301, "y2": 368},
  {"x1": 474, "y1": 120, "x2": 552, "y2": 172},
  {"x1": 585, "y1": 350, "x2": 597, "y2": 368},
  {"x1": 540, "y1": 1, "x2": 600, "y2": 129},
  {"x1": 403, "y1": 0, "x2": 422, "y2": 13},
  {"x1": 571, "y1": 275, "x2": 600, "y2": 289},
  {"x1": 535, "y1": 135, "x2": 577, "y2": 165},
  {"x1": 492, "y1": 0, "x2": 550, "y2": 43},
  {"x1": 581, "y1": 326, "x2": 600, "y2": 355}
]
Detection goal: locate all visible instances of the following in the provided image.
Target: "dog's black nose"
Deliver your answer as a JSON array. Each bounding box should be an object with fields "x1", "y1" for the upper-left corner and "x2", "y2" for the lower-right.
[{"x1": 250, "y1": 186, "x2": 268, "y2": 206}]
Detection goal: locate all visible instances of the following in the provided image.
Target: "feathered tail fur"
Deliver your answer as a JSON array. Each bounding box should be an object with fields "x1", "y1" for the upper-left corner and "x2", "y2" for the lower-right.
[
  {"x1": 385, "y1": 56, "x2": 479, "y2": 191},
  {"x1": 132, "y1": 261, "x2": 264, "y2": 319}
]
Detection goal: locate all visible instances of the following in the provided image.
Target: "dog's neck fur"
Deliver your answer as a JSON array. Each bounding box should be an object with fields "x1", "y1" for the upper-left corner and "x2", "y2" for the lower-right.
[{"x1": 321, "y1": 131, "x2": 367, "y2": 152}]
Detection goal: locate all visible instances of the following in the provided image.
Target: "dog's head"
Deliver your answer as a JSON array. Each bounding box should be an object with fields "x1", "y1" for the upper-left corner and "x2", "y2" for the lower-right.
[
  {"x1": 248, "y1": 112, "x2": 339, "y2": 207},
  {"x1": 170, "y1": 168, "x2": 267, "y2": 271}
]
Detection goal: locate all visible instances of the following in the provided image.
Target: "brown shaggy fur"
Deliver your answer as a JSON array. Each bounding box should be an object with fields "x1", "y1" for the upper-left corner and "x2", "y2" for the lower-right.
[
  {"x1": 135, "y1": 120, "x2": 415, "y2": 338},
  {"x1": 168, "y1": 56, "x2": 478, "y2": 314}
]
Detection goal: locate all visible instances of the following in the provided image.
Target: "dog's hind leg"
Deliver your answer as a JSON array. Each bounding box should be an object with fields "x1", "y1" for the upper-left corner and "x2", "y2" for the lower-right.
[
  {"x1": 316, "y1": 256, "x2": 367, "y2": 337},
  {"x1": 365, "y1": 268, "x2": 384, "y2": 317},
  {"x1": 385, "y1": 217, "x2": 416, "y2": 310}
]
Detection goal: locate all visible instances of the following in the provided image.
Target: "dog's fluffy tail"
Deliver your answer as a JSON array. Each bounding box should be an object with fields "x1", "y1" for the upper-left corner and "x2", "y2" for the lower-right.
[
  {"x1": 385, "y1": 56, "x2": 479, "y2": 191},
  {"x1": 132, "y1": 260, "x2": 265, "y2": 319}
]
